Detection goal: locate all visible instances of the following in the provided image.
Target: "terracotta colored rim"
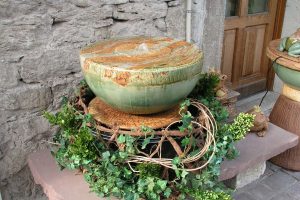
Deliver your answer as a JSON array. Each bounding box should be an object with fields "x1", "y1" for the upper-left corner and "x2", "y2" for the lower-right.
[
  {"x1": 88, "y1": 97, "x2": 181, "y2": 130},
  {"x1": 266, "y1": 39, "x2": 300, "y2": 72}
]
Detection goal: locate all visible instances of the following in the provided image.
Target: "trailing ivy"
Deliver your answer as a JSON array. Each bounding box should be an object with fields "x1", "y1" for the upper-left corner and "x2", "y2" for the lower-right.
[{"x1": 44, "y1": 74, "x2": 254, "y2": 200}]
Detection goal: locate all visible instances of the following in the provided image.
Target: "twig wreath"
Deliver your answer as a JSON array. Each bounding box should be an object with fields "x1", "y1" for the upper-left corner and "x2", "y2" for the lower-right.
[{"x1": 44, "y1": 73, "x2": 254, "y2": 200}]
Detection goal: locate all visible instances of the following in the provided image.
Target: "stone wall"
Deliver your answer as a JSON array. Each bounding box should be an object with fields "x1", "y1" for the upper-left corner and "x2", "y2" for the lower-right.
[{"x1": 0, "y1": 0, "x2": 225, "y2": 199}]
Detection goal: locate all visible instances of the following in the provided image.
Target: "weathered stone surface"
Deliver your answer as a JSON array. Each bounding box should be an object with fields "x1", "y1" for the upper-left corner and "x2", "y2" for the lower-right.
[
  {"x1": 102, "y1": 0, "x2": 129, "y2": 4},
  {"x1": 220, "y1": 123, "x2": 299, "y2": 181},
  {"x1": 20, "y1": 49, "x2": 81, "y2": 83},
  {"x1": 202, "y1": 0, "x2": 225, "y2": 71},
  {"x1": 0, "y1": 61, "x2": 19, "y2": 90},
  {"x1": 28, "y1": 150, "x2": 104, "y2": 200},
  {"x1": 224, "y1": 161, "x2": 266, "y2": 189},
  {"x1": 154, "y1": 18, "x2": 167, "y2": 32},
  {"x1": 0, "y1": 116, "x2": 51, "y2": 181},
  {"x1": 110, "y1": 20, "x2": 165, "y2": 37},
  {"x1": 166, "y1": 2, "x2": 185, "y2": 40},
  {"x1": 0, "y1": 166, "x2": 47, "y2": 200},
  {"x1": 113, "y1": 2, "x2": 168, "y2": 20},
  {"x1": 49, "y1": 73, "x2": 82, "y2": 110},
  {"x1": 0, "y1": 84, "x2": 52, "y2": 111},
  {"x1": 168, "y1": 0, "x2": 181, "y2": 7}
]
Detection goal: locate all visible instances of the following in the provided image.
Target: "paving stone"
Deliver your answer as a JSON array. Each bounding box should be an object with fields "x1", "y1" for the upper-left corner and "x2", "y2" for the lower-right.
[
  {"x1": 270, "y1": 192, "x2": 296, "y2": 200},
  {"x1": 245, "y1": 183, "x2": 275, "y2": 200},
  {"x1": 281, "y1": 169, "x2": 300, "y2": 181},
  {"x1": 234, "y1": 192, "x2": 257, "y2": 200},
  {"x1": 266, "y1": 161, "x2": 281, "y2": 172},
  {"x1": 262, "y1": 165, "x2": 274, "y2": 178},
  {"x1": 286, "y1": 182, "x2": 300, "y2": 199},
  {"x1": 260, "y1": 170, "x2": 297, "y2": 192}
]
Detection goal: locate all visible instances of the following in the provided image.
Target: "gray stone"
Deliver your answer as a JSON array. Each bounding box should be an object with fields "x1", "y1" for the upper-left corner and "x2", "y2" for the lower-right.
[
  {"x1": 168, "y1": 0, "x2": 181, "y2": 7},
  {"x1": 0, "y1": 166, "x2": 47, "y2": 200},
  {"x1": 266, "y1": 161, "x2": 281, "y2": 172},
  {"x1": 0, "y1": 16, "x2": 52, "y2": 52},
  {"x1": 224, "y1": 162, "x2": 266, "y2": 189},
  {"x1": 233, "y1": 192, "x2": 257, "y2": 200},
  {"x1": 202, "y1": 0, "x2": 226, "y2": 71},
  {"x1": 0, "y1": 116, "x2": 51, "y2": 181},
  {"x1": 0, "y1": 61, "x2": 19, "y2": 90},
  {"x1": 270, "y1": 193, "x2": 296, "y2": 200},
  {"x1": 165, "y1": 2, "x2": 185, "y2": 40},
  {"x1": 260, "y1": 171, "x2": 297, "y2": 192},
  {"x1": 286, "y1": 182, "x2": 300, "y2": 199},
  {"x1": 0, "y1": 84, "x2": 52, "y2": 111},
  {"x1": 20, "y1": 48, "x2": 82, "y2": 82},
  {"x1": 69, "y1": 0, "x2": 91, "y2": 8},
  {"x1": 110, "y1": 20, "x2": 165, "y2": 37},
  {"x1": 244, "y1": 183, "x2": 275, "y2": 200},
  {"x1": 191, "y1": 0, "x2": 206, "y2": 47},
  {"x1": 102, "y1": 0, "x2": 129, "y2": 4},
  {"x1": 0, "y1": 0, "x2": 44, "y2": 19},
  {"x1": 154, "y1": 18, "x2": 167, "y2": 32},
  {"x1": 72, "y1": 5, "x2": 113, "y2": 26},
  {"x1": 281, "y1": 169, "x2": 300, "y2": 181},
  {"x1": 113, "y1": 2, "x2": 168, "y2": 20},
  {"x1": 49, "y1": 73, "x2": 82, "y2": 110}
]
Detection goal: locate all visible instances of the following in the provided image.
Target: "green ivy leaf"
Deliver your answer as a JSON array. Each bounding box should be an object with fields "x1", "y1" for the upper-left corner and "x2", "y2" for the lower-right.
[
  {"x1": 141, "y1": 134, "x2": 154, "y2": 149},
  {"x1": 117, "y1": 135, "x2": 126, "y2": 144}
]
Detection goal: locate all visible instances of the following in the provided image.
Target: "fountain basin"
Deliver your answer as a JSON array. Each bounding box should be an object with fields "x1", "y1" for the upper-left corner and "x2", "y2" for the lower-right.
[
  {"x1": 273, "y1": 63, "x2": 300, "y2": 90},
  {"x1": 267, "y1": 39, "x2": 300, "y2": 90},
  {"x1": 80, "y1": 36, "x2": 203, "y2": 114}
]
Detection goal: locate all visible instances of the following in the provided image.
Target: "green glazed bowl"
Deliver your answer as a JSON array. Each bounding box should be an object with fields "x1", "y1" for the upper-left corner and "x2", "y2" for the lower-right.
[
  {"x1": 273, "y1": 63, "x2": 300, "y2": 90},
  {"x1": 80, "y1": 36, "x2": 203, "y2": 114}
]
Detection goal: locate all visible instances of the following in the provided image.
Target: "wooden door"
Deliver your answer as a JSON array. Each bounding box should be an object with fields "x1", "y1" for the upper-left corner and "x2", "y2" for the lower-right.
[{"x1": 222, "y1": 0, "x2": 278, "y2": 97}]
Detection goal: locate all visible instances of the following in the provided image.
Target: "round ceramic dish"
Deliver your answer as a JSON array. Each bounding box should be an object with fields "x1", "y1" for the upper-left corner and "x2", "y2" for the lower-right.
[
  {"x1": 267, "y1": 39, "x2": 300, "y2": 90},
  {"x1": 273, "y1": 63, "x2": 300, "y2": 90},
  {"x1": 80, "y1": 36, "x2": 203, "y2": 114}
]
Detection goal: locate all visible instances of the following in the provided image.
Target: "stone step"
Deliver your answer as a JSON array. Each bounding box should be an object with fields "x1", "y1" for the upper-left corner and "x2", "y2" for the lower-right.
[
  {"x1": 220, "y1": 123, "x2": 298, "y2": 189},
  {"x1": 28, "y1": 150, "x2": 105, "y2": 200},
  {"x1": 28, "y1": 123, "x2": 298, "y2": 200}
]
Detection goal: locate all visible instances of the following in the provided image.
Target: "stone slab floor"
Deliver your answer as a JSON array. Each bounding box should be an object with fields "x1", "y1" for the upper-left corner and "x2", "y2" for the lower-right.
[{"x1": 234, "y1": 91, "x2": 300, "y2": 200}]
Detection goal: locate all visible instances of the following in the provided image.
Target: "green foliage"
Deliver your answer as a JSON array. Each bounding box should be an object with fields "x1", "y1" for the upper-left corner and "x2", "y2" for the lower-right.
[
  {"x1": 189, "y1": 73, "x2": 220, "y2": 98},
  {"x1": 43, "y1": 75, "x2": 255, "y2": 200},
  {"x1": 189, "y1": 190, "x2": 232, "y2": 200},
  {"x1": 136, "y1": 163, "x2": 161, "y2": 178},
  {"x1": 226, "y1": 113, "x2": 255, "y2": 141}
]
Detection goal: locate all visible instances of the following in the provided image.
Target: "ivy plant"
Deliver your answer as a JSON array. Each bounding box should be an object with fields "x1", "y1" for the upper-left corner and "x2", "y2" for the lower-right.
[{"x1": 44, "y1": 74, "x2": 254, "y2": 200}]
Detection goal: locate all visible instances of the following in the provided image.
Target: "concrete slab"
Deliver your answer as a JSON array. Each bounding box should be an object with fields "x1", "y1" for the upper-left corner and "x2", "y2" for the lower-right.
[
  {"x1": 224, "y1": 161, "x2": 266, "y2": 189},
  {"x1": 220, "y1": 123, "x2": 298, "y2": 181},
  {"x1": 28, "y1": 150, "x2": 111, "y2": 200}
]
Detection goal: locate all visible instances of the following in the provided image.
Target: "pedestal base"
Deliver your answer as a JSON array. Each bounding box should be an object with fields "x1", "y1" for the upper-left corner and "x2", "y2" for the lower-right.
[
  {"x1": 88, "y1": 98, "x2": 181, "y2": 130},
  {"x1": 270, "y1": 95, "x2": 300, "y2": 171}
]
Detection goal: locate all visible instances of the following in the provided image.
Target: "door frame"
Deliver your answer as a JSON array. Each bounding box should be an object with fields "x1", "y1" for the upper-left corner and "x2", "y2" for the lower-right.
[{"x1": 267, "y1": 0, "x2": 287, "y2": 90}]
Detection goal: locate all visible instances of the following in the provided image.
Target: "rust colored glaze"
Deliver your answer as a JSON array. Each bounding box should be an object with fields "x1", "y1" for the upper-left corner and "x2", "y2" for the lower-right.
[
  {"x1": 104, "y1": 69, "x2": 113, "y2": 78},
  {"x1": 80, "y1": 36, "x2": 202, "y2": 70},
  {"x1": 114, "y1": 71, "x2": 131, "y2": 86},
  {"x1": 88, "y1": 97, "x2": 181, "y2": 130}
]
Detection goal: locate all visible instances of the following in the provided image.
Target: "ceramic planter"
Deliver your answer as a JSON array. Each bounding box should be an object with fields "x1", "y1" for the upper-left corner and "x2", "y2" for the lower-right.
[
  {"x1": 273, "y1": 63, "x2": 300, "y2": 90},
  {"x1": 80, "y1": 36, "x2": 203, "y2": 114}
]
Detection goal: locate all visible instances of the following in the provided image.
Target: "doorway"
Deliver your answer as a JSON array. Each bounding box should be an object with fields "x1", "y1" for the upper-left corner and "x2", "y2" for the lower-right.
[{"x1": 221, "y1": 0, "x2": 285, "y2": 97}]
